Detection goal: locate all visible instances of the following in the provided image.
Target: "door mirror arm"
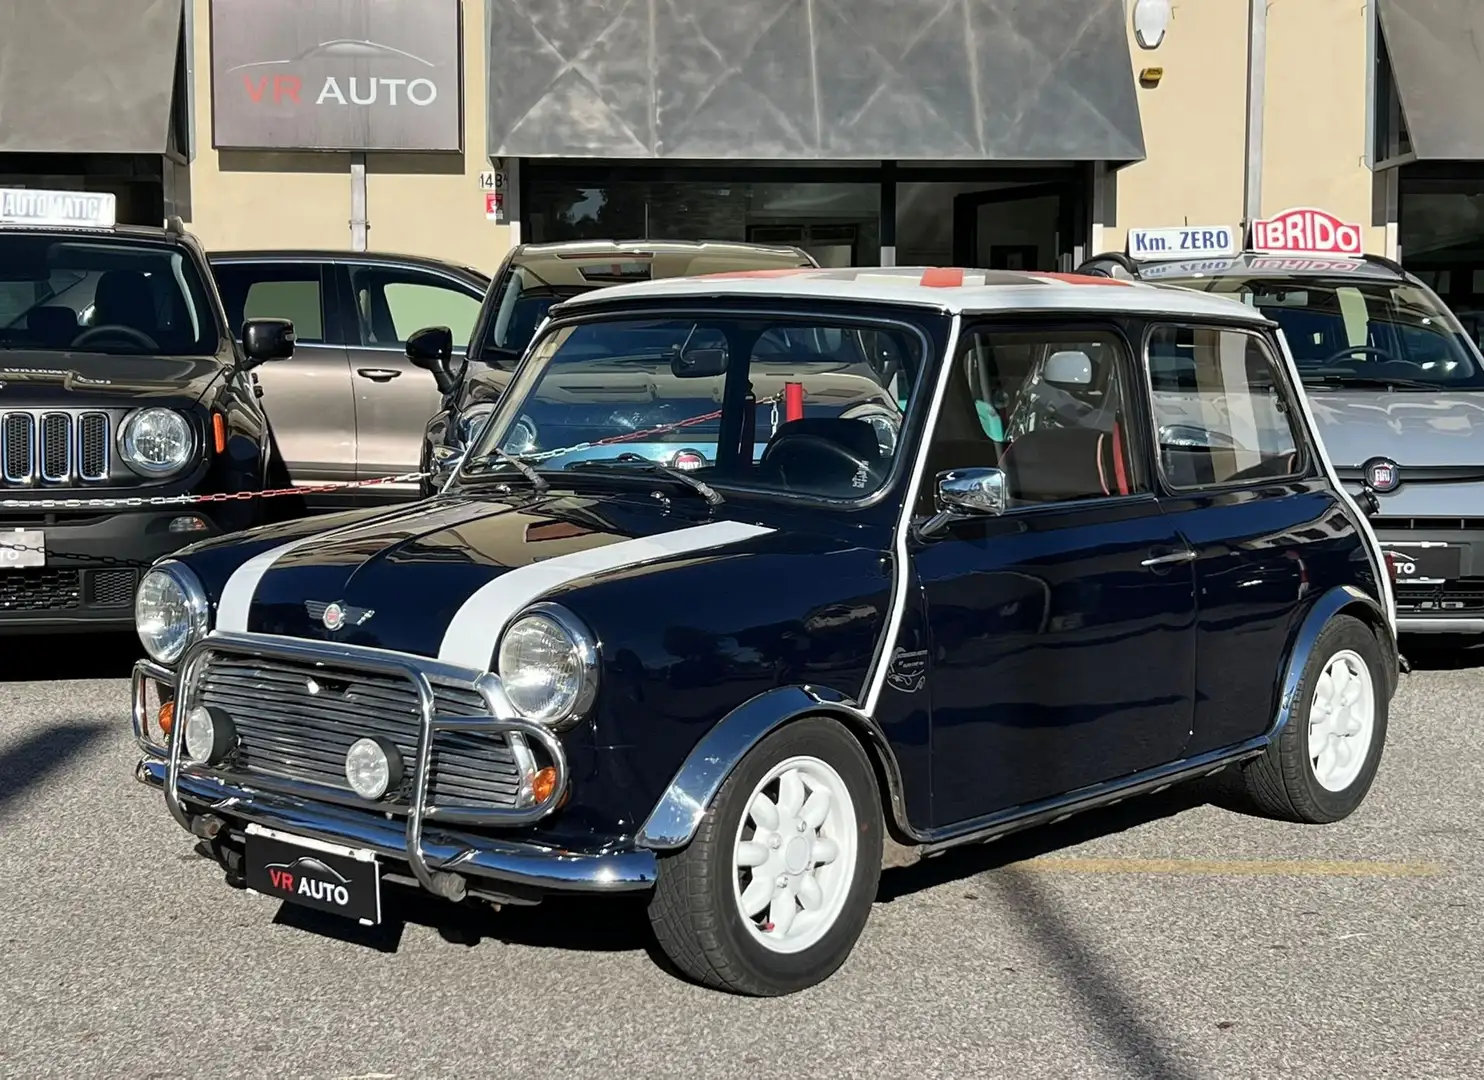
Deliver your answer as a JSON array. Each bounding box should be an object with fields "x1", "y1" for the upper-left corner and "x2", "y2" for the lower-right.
[
  {"x1": 406, "y1": 325, "x2": 456, "y2": 394},
  {"x1": 914, "y1": 467, "x2": 1008, "y2": 541}
]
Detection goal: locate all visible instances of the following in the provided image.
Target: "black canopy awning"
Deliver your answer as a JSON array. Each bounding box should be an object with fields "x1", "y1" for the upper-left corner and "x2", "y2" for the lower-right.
[
  {"x1": 1378, "y1": 0, "x2": 1484, "y2": 161},
  {"x1": 486, "y1": 0, "x2": 1146, "y2": 163},
  {"x1": 0, "y1": 0, "x2": 184, "y2": 155}
]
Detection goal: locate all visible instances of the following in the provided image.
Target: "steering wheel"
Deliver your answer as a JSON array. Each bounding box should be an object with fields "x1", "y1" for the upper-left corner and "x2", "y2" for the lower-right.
[
  {"x1": 1322, "y1": 345, "x2": 1401, "y2": 365},
  {"x1": 72, "y1": 324, "x2": 159, "y2": 351},
  {"x1": 761, "y1": 433, "x2": 873, "y2": 489}
]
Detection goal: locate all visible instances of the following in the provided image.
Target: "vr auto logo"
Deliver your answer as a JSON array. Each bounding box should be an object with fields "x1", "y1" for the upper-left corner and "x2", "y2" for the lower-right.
[
  {"x1": 229, "y1": 39, "x2": 440, "y2": 107},
  {"x1": 264, "y1": 857, "x2": 352, "y2": 907},
  {"x1": 1363, "y1": 457, "x2": 1400, "y2": 493}
]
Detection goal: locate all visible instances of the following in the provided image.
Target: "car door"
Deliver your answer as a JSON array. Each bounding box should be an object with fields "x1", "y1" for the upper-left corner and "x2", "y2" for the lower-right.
[
  {"x1": 911, "y1": 321, "x2": 1198, "y2": 829},
  {"x1": 341, "y1": 262, "x2": 485, "y2": 489},
  {"x1": 1144, "y1": 322, "x2": 1322, "y2": 757},
  {"x1": 211, "y1": 259, "x2": 356, "y2": 489}
]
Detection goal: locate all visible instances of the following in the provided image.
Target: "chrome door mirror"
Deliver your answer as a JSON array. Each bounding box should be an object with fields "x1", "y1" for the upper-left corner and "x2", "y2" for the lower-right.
[{"x1": 917, "y1": 468, "x2": 1007, "y2": 540}]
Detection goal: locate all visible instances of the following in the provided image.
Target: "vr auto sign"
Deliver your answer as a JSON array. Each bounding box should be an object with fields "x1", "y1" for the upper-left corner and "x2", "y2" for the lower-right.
[{"x1": 209, "y1": 0, "x2": 462, "y2": 152}]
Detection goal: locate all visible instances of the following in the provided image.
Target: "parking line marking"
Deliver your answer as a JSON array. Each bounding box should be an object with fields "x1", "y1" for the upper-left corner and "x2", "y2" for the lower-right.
[{"x1": 1010, "y1": 858, "x2": 1443, "y2": 877}]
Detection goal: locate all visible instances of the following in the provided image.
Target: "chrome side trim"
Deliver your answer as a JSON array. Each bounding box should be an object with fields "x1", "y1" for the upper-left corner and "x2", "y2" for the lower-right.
[
  {"x1": 863, "y1": 312, "x2": 963, "y2": 716},
  {"x1": 135, "y1": 759, "x2": 655, "y2": 893}
]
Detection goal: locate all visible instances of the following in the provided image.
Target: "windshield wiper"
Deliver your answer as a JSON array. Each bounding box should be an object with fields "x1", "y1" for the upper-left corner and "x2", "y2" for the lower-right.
[
  {"x1": 1300, "y1": 373, "x2": 1441, "y2": 391},
  {"x1": 565, "y1": 459, "x2": 725, "y2": 506},
  {"x1": 465, "y1": 448, "x2": 550, "y2": 492}
]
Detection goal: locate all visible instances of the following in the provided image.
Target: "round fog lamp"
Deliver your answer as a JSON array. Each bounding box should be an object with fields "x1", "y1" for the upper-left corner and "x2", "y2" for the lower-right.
[
  {"x1": 345, "y1": 736, "x2": 403, "y2": 800},
  {"x1": 182, "y1": 706, "x2": 233, "y2": 765}
]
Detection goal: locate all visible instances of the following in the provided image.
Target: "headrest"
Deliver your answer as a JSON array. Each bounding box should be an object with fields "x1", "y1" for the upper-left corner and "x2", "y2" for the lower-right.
[
  {"x1": 27, "y1": 306, "x2": 78, "y2": 345},
  {"x1": 93, "y1": 270, "x2": 155, "y2": 328},
  {"x1": 999, "y1": 427, "x2": 1111, "y2": 503}
]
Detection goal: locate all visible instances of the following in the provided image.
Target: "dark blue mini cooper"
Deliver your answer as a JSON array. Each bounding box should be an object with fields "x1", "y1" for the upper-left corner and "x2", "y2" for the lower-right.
[{"x1": 131, "y1": 266, "x2": 1401, "y2": 996}]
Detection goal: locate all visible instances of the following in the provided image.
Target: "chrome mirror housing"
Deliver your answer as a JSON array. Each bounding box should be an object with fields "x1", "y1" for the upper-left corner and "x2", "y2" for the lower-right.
[{"x1": 917, "y1": 468, "x2": 1007, "y2": 540}]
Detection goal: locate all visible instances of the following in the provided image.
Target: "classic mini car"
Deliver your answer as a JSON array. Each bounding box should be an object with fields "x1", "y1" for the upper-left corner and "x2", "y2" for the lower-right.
[
  {"x1": 1082, "y1": 208, "x2": 1484, "y2": 636},
  {"x1": 0, "y1": 188, "x2": 297, "y2": 632},
  {"x1": 132, "y1": 265, "x2": 1400, "y2": 996},
  {"x1": 411, "y1": 239, "x2": 817, "y2": 495},
  {"x1": 209, "y1": 250, "x2": 490, "y2": 507}
]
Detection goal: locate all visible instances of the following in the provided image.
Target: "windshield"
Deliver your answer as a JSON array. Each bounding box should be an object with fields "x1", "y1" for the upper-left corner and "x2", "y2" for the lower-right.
[
  {"x1": 0, "y1": 233, "x2": 219, "y2": 355},
  {"x1": 464, "y1": 311, "x2": 928, "y2": 501},
  {"x1": 1157, "y1": 273, "x2": 1484, "y2": 389},
  {"x1": 475, "y1": 264, "x2": 588, "y2": 359}
]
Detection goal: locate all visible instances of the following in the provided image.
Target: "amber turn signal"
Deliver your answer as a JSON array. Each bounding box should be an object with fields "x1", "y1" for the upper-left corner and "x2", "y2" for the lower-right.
[
  {"x1": 158, "y1": 700, "x2": 175, "y2": 736},
  {"x1": 212, "y1": 412, "x2": 226, "y2": 454},
  {"x1": 531, "y1": 766, "x2": 558, "y2": 804}
]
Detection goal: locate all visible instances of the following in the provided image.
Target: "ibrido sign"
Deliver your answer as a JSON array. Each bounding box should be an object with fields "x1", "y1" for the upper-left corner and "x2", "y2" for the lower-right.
[
  {"x1": 209, "y1": 0, "x2": 462, "y2": 152},
  {"x1": 1248, "y1": 207, "x2": 1364, "y2": 258}
]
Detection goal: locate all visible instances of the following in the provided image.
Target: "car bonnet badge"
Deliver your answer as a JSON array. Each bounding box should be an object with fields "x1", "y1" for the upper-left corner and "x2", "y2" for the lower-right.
[
  {"x1": 305, "y1": 600, "x2": 374, "y2": 630},
  {"x1": 1362, "y1": 457, "x2": 1399, "y2": 493}
]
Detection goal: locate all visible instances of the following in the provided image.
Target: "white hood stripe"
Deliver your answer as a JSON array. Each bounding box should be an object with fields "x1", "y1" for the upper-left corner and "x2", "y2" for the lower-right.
[
  {"x1": 437, "y1": 520, "x2": 774, "y2": 670},
  {"x1": 215, "y1": 501, "x2": 492, "y2": 633}
]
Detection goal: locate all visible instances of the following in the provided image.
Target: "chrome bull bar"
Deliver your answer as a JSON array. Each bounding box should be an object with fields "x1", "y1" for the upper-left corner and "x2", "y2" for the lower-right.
[{"x1": 132, "y1": 631, "x2": 605, "y2": 901}]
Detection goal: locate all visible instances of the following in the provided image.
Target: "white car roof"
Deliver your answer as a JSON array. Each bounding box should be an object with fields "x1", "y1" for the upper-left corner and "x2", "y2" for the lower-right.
[{"x1": 556, "y1": 265, "x2": 1274, "y2": 323}]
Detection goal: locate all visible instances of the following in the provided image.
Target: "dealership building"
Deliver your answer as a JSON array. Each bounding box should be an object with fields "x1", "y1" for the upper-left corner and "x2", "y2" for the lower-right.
[{"x1": 4, "y1": 0, "x2": 1484, "y2": 313}]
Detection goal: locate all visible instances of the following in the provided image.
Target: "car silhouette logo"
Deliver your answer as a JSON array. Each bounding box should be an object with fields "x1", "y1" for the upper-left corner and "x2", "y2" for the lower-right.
[
  {"x1": 226, "y1": 39, "x2": 436, "y2": 74},
  {"x1": 1363, "y1": 457, "x2": 1399, "y2": 493},
  {"x1": 306, "y1": 600, "x2": 374, "y2": 630},
  {"x1": 263, "y1": 856, "x2": 349, "y2": 884}
]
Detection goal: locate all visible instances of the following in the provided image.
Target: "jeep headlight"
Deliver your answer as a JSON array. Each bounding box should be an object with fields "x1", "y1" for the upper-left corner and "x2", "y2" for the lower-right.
[
  {"x1": 135, "y1": 561, "x2": 209, "y2": 664},
  {"x1": 457, "y1": 403, "x2": 497, "y2": 448},
  {"x1": 497, "y1": 604, "x2": 598, "y2": 729},
  {"x1": 120, "y1": 407, "x2": 194, "y2": 475}
]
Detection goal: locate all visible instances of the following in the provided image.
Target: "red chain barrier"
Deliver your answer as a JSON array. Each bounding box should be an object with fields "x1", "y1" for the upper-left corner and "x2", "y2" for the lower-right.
[{"x1": 0, "y1": 471, "x2": 429, "y2": 511}]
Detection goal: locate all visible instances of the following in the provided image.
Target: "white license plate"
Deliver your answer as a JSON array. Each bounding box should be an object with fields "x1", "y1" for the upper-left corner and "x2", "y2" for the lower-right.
[{"x1": 0, "y1": 529, "x2": 44, "y2": 569}]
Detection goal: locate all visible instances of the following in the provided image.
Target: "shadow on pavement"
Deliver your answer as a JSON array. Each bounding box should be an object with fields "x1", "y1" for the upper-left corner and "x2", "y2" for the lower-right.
[
  {"x1": 0, "y1": 721, "x2": 110, "y2": 817},
  {"x1": 0, "y1": 633, "x2": 141, "y2": 682}
]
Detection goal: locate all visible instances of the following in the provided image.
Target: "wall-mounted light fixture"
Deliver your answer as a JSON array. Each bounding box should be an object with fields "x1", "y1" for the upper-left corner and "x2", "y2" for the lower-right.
[{"x1": 1133, "y1": 0, "x2": 1172, "y2": 49}]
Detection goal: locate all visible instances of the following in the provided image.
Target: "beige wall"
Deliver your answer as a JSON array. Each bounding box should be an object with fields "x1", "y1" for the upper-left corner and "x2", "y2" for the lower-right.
[
  {"x1": 184, "y1": 0, "x2": 515, "y2": 274},
  {"x1": 1105, "y1": 0, "x2": 1379, "y2": 256}
]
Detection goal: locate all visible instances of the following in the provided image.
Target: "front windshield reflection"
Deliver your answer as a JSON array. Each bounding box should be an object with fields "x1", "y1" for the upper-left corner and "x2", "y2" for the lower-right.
[
  {"x1": 465, "y1": 313, "x2": 927, "y2": 501},
  {"x1": 0, "y1": 234, "x2": 217, "y2": 356},
  {"x1": 1160, "y1": 274, "x2": 1484, "y2": 389}
]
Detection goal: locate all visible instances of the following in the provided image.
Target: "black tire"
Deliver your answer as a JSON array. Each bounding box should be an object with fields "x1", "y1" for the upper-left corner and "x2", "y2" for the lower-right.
[
  {"x1": 647, "y1": 716, "x2": 884, "y2": 996},
  {"x1": 1237, "y1": 614, "x2": 1388, "y2": 823}
]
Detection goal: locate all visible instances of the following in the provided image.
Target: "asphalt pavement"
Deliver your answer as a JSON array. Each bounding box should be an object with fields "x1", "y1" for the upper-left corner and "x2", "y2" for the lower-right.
[{"x1": 0, "y1": 635, "x2": 1481, "y2": 1079}]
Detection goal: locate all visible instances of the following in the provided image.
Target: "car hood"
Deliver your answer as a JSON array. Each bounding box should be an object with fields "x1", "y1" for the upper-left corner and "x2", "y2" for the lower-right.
[
  {"x1": 0, "y1": 350, "x2": 226, "y2": 405},
  {"x1": 1305, "y1": 389, "x2": 1484, "y2": 468},
  {"x1": 205, "y1": 492, "x2": 774, "y2": 665}
]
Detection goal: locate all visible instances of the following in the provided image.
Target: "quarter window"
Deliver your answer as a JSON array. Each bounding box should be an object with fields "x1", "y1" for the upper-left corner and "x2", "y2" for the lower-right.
[
  {"x1": 1146, "y1": 325, "x2": 1303, "y2": 489},
  {"x1": 920, "y1": 326, "x2": 1142, "y2": 511}
]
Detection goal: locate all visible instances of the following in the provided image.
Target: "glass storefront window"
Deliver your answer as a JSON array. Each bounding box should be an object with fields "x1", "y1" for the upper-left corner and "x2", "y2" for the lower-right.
[
  {"x1": 525, "y1": 178, "x2": 881, "y2": 266},
  {"x1": 1401, "y1": 188, "x2": 1484, "y2": 342}
]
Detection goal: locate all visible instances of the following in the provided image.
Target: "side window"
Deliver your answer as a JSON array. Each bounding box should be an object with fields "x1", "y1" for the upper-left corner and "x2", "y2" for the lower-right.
[
  {"x1": 919, "y1": 325, "x2": 1142, "y2": 512},
  {"x1": 348, "y1": 266, "x2": 483, "y2": 348},
  {"x1": 1147, "y1": 324, "x2": 1303, "y2": 489},
  {"x1": 211, "y1": 264, "x2": 327, "y2": 343}
]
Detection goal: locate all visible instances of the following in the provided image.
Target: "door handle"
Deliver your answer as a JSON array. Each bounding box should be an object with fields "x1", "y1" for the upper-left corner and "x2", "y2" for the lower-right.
[
  {"x1": 1141, "y1": 548, "x2": 1198, "y2": 568},
  {"x1": 357, "y1": 368, "x2": 402, "y2": 382}
]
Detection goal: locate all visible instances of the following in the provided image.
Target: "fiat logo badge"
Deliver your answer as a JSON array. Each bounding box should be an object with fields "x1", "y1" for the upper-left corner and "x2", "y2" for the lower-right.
[{"x1": 1363, "y1": 457, "x2": 1399, "y2": 493}]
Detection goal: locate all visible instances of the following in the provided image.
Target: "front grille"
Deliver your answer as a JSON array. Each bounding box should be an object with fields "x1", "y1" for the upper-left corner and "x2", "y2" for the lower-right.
[
  {"x1": 0, "y1": 569, "x2": 82, "y2": 611},
  {"x1": 1395, "y1": 579, "x2": 1484, "y2": 614},
  {"x1": 0, "y1": 410, "x2": 110, "y2": 486},
  {"x1": 195, "y1": 656, "x2": 524, "y2": 809},
  {"x1": 1373, "y1": 517, "x2": 1484, "y2": 532},
  {"x1": 88, "y1": 568, "x2": 138, "y2": 608}
]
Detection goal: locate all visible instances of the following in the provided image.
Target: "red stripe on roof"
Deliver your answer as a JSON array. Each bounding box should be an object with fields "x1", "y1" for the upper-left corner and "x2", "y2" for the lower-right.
[
  {"x1": 698, "y1": 268, "x2": 815, "y2": 279},
  {"x1": 1034, "y1": 272, "x2": 1131, "y2": 287},
  {"x1": 919, "y1": 267, "x2": 965, "y2": 288}
]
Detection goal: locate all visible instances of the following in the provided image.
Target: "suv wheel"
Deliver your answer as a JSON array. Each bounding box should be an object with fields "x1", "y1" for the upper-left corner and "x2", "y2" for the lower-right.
[
  {"x1": 647, "y1": 717, "x2": 883, "y2": 995},
  {"x1": 1237, "y1": 614, "x2": 1388, "y2": 823}
]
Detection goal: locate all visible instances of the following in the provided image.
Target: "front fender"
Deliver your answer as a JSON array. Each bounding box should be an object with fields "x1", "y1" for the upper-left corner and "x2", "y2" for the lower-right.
[
  {"x1": 1269, "y1": 583, "x2": 1395, "y2": 742},
  {"x1": 636, "y1": 685, "x2": 906, "y2": 850}
]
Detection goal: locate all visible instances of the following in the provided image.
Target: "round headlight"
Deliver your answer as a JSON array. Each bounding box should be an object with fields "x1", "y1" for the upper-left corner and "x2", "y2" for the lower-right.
[
  {"x1": 345, "y1": 736, "x2": 403, "y2": 800},
  {"x1": 842, "y1": 402, "x2": 901, "y2": 456},
  {"x1": 121, "y1": 407, "x2": 193, "y2": 475},
  {"x1": 497, "y1": 605, "x2": 598, "y2": 728},
  {"x1": 135, "y1": 561, "x2": 209, "y2": 664},
  {"x1": 457, "y1": 403, "x2": 497, "y2": 448},
  {"x1": 503, "y1": 415, "x2": 538, "y2": 456}
]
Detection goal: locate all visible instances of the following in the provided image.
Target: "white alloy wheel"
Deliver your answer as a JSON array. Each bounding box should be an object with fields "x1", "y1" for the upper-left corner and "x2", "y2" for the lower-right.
[
  {"x1": 731, "y1": 755, "x2": 859, "y2": 955},
  {"x1": 1308, "y1": 648, "x2": 1376, "y2": 793}
]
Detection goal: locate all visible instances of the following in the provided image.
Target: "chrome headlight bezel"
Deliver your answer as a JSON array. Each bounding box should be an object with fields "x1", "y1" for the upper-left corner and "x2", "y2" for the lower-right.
[
  {"x1": 841, "y1": 401, "x2": 902, "y2": 456},
  {"x1": 495, "y1": 602, "x2": 599, "y2": 731},
  {"x1": 119, "y1": 407, "x2": 195, "y2": 477},
  {"x1": 135, "y1": 560, "x2": 210, "y2": 664},
  {"x1": 456, "y1": 403, "x2": 498, "y2": 448}
]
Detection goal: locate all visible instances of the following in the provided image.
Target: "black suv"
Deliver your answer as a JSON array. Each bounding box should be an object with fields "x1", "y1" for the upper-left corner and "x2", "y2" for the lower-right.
[{"x1": 0, "y1": 189, "x2": 296, "y2": 632}]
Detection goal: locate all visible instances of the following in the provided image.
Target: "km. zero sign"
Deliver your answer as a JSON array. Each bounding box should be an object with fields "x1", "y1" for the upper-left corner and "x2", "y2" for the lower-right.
[{"x1": 210, "y1": 0, "x2": 462, "y2": 152}]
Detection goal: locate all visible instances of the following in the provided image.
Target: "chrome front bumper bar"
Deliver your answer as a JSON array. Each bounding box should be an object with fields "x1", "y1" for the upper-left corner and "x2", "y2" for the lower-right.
[{"x1": 132, "y1": 634, "x2": 657, "y2": 896}]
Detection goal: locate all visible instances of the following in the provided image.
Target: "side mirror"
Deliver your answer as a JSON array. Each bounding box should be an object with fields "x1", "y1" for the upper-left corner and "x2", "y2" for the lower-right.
[
  {"x1": 917, "y1": 467, "x2": 1007, "y2": 540},
  {"x1": 241, "y1": 318, "x2": 295, "y2": 367},
  {"x1": 407, "y1": 325, "x2": 456, "y2": 394}
]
